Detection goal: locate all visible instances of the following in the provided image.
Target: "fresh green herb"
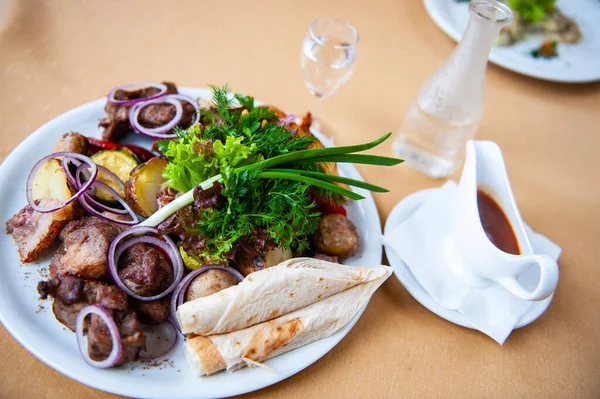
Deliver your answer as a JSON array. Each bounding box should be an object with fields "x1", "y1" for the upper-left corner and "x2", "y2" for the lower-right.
[
  {"x1": 508, "y1": 0, "x2": 555, "y2": 23},
  {"x1": 149, "y1": 85, "x2": 403, "y2": 263}
]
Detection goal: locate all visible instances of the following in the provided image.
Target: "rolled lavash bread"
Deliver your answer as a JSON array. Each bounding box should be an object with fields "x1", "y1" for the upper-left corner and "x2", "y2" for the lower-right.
[
  {"x1": 177, "y1": 257, "x2": 386, "y2": 335},
  {"x1": 184, "y1": 264, "x2": 392, "y2": 376}
]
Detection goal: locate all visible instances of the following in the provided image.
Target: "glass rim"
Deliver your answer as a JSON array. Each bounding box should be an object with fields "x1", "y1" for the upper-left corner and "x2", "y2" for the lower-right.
[
  {"x1": 469, "y1": 0, "x2": 513, "y2": 26},
  {"x1": 308, "y1": 18, "x2": 360, "y2": 48}
]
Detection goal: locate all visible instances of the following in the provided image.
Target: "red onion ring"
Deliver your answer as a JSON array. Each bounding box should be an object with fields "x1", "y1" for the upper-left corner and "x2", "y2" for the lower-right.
[
  {"x1": 75, "y1": 305, "x2": 123, "y2": 369},
  {"x1": 108, "y1": 227, "x2": 184, "y2": 301},
  {"x1": 139, "y1": 321, "x2": 179, "y2": 360},
  {"x1": 73, "y1": 163, "x2": 130, "y2": 215},
  {"x1": 26, "y1": 152, "x2": 98, "y2": 213},
  {"x1": 129, "y1": 96, "x2": 183, "y2": 139},
  {"x1": 167, "y1": 94, "x2": 200, "y2": 127},
  {"x1": 277, "y1": 114, "x2": 297, "y2": 126},
  {"x1": 74, "y1": 164, "x2": 138, "y2": 224},
  {"x1": 108, "y1": 82, "x2": 167, "y2": 105},
  {"x1": 169, "y1": 265, "x2": 244, "y2": 333}
]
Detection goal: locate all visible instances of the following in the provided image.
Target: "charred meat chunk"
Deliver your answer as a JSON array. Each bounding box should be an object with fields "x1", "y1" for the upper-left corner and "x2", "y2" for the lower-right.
[
  {"x1": 6, "y1": 198, "x2": 72, "y2": 263},
  {"x1": 38, "y1": 276, "x2": 129, "y2": 331},
  {"x1": 314, "y1": 214, "x2": 360, "y2": 260},
  {"x1": 50, "y1": 217, "x2": 123, "y2": 279},
  {"x1": 38, "y1": 276, "x2": 145, "y2": 365},
  {"x1": 99, "y1": 81, "x2": 196, "y2": 142},
  {"x1": 52, "y1": 132, "x2": 89, "y2": 154},
  {"x1": 117, "y1": 243, "x2": 173, "y2": 297},
  {"x1": 87, "y1": 310, "x2": 145, "y2": 366}
]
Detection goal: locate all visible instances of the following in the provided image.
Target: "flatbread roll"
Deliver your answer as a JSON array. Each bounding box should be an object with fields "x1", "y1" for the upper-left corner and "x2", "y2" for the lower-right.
[
  {"x1": 184, "y1": 264, "x2": 392, "y2": 376},
  {"x1": 177, "y1": 258, "x2": 388, "y2": 335}
]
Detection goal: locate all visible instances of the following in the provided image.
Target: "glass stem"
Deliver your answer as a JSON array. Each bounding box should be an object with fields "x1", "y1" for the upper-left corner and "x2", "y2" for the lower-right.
[{"x1": 311, "y1": 95, "x2": 324, "y2": 132}]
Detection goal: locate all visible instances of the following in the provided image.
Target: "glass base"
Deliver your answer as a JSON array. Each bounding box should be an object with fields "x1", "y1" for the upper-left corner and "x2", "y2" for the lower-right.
[{"x1": 393, "y1": 140, "x2": 458, "y2": 179}]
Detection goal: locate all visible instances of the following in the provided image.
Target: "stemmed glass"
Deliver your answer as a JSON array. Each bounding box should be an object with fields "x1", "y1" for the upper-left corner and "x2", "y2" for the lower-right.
[{"x1": 300, "y1": 18, "x2": 359, "y2": 134}]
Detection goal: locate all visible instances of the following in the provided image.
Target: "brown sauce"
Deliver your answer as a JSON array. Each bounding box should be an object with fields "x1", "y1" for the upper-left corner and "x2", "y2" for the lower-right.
[{"x1": 477, "y1": 189, "x2": 520, "y2": 255}]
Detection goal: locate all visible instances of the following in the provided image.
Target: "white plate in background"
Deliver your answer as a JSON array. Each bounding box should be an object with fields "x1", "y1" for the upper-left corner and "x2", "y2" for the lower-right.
[{"x1": 423, "y1": 0, "x2": 600, "y2": 83}]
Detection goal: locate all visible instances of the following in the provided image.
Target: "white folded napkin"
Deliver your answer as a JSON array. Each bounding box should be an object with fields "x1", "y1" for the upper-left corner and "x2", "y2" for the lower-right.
[{"x1": 382, "y1": 181, "x2": 561, "y2": 344}]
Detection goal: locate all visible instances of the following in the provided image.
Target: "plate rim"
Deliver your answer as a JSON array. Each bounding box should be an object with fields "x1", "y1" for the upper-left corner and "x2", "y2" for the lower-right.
[
  {"x1": 422, "y1": 0, "x2": 600, "y2": 83},
  {"x1": 383, "y1": 187, "x2": 553, "y2": 330},
  {"x1": 0, "y1": 87, "x2": 383, "y2": 399}
]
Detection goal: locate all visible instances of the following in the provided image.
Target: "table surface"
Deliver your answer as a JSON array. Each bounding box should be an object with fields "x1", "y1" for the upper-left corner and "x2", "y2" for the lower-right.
[{"x1": 1, "y1": 1, "x2": 599, "y2": 398}]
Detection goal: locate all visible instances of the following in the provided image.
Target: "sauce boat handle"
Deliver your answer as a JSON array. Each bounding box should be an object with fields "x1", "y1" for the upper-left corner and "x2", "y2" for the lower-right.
[{"x1": 498, "y1": 254, "x2": 559, "y2": 301}]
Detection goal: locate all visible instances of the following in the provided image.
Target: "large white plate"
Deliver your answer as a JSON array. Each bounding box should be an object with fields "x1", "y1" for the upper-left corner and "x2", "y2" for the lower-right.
[
  {"x1": 423, "y1": 0, "x2": 600, "y2": 83},
  {"x1": 0, "y1": 88, "x2": 383, "y2": 399}
]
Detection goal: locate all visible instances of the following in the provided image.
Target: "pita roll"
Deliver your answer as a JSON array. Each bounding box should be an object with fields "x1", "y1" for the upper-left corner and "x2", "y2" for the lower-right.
[
  {"x1": 184, "y1": 265, "x2": 392, "y2": 376},
  {"x1": 177, "y1": 258, "x2": 389, "y2": 335}
]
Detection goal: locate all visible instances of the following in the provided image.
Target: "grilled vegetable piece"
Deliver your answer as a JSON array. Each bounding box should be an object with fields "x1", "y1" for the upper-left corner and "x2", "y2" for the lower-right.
[
  {"x1": 53, "y1": 132, "x2": 89, "y2": 154},
  {"x1": 124, "y1": 157, "x2": 168, "y2": 217},
  {"x1": 30, "y1": 159, "x2": 74, "y2": 205},
  {"x1": 6, "y1": 198, "x2": 73, "y2": 263},
  {"x1": 90, "y1": 150, "x2": 139, "y2": 202},
  {"x1": 314, "y1": 214, "x2": 359, "y2": 259}
]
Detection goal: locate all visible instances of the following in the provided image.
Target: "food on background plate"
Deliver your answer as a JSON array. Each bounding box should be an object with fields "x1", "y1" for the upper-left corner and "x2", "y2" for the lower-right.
[
  {"x1": 455, "y1": 0, "x2": 581, "y2": 58},
  {"x1": 183, "y1": 260, "x2": 392, "y2": 376},
  {"x1": 5, "y1": 82, "x2": 402, "y2": 372}
]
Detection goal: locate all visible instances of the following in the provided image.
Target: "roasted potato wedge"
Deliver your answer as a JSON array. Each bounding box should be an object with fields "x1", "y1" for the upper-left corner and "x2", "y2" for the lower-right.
[
  {"x1": 31, "y1": 158, "x2": 74, "y2": 203},
  {"x1": 124, "y1": 157, "x2": 168, "y2": 218},
  {"x1": 90, "y1": 150, "x2": 138, "y2": 202}
]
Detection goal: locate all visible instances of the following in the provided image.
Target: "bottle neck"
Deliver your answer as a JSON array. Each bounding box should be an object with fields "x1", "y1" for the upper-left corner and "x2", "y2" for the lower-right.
[{"x1": 452, "y1": 14, "x2": 502, "y2": 77}]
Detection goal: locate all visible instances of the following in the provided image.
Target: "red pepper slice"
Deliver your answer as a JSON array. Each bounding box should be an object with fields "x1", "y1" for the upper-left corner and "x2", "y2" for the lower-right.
[
  {"x1": 123, "y1": 144, "x2": 156, "y2": 163},
  {"x1": 314, "y1": 195, "x2": 347, "y2": 217},
  {"x1": 87, "y1": 137, "x2": 121, "y2": 151}
]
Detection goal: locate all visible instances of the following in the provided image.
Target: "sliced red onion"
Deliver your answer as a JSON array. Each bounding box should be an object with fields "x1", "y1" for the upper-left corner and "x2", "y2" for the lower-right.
[
  {"x1": 26, "y1": 152, "x2": 98, "y2": 213},
  {"x1": 169, "y1": 265, "x2": 244, "y2": 333},
  {"x1": 129, "y1": 96, "x2": 183, "y2": 139},
  {"x1": 139, "y1": 321, "x2": 178, "y2": 360},
  {"x1": 79, "y1": 188, "x2": 139, "y2": 225},
  {"x1": 108, "y1": 82, "x2": 167, "y2": 105},
  {"x1": 167, "y1": 94, "x2": 200, "y2": 127},
  {"x1": 73, "y1": 163, "x2": 129, "y2": 216},
  {"x1": 75, "y1": 305, "x2": 123, "y2": 369},
  {"x1": 108, "y1": 227, "x2": 184, "y2": 301},
  {"x1": 277, "y1": 114, "x2": 297, "y2": 126},
  {"x1": 61, "y1": 157, "x2": 82, "y2": 187}
]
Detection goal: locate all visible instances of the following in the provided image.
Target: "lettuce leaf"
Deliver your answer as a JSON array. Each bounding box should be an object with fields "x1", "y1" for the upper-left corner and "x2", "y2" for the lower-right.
[{"x1": 509, "y1": 0, "x2": 555, "y2": 23}]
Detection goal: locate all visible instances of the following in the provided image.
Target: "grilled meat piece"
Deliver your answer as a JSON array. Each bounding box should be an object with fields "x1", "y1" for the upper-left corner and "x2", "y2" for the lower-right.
[
  {"x1": 314, "y1": 214, "x2": 360, "y2": 260},
  {"x1": 88, "y1": 310, "x2": 145, "y2": 366},
  {"x1": 52, "y1": 132, "x2": 89, "y2": 154},
  {"x1": 6, "y1": 198, "x2": 72, "y2": 263},
  {"x1": 50, "y1": 217, "x2": 123, "y2": 279},
  {"x1": 38, "y1": 276, "x2": 129, "y2": 331},
  {"x1": 38, "y1": 276, "x2": 145, "y2": 365},
  {"x1": 117, "y1": 243, "x2": 173, "y2": 297},
  {"x1": 131, "y1": 298, "x2": 170, "y2": 325},
  {"x1": 99, "y1": 81, "x2": 195, "y2": 142}
]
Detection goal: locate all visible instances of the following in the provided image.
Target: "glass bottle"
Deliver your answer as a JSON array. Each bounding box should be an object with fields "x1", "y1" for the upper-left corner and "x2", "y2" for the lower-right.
[{"x1": 393, "y1": 0, "x2": 513, "y2": 179}]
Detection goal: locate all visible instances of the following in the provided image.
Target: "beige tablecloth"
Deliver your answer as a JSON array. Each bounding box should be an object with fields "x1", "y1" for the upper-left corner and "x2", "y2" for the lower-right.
[{"x1": 1, "y1": 1, "x2": 599, "y2": 398}]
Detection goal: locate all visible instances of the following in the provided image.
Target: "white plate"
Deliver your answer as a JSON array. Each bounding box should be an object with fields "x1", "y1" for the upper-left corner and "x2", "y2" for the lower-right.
[
  {"x1": 423, "y1": 0, "x2": 600, "y2": 83},
  {"x1": 383, "y1": 188, "x2": 552, "y2": 329},
  {"x1": 0, "y1": 88, "x2": 383, "y2": 399}
]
